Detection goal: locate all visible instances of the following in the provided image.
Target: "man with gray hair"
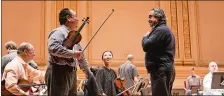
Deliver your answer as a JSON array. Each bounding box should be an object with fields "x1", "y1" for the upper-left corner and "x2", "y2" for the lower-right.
[
  {"x1": 1, "y1": 41, "x2": 18, "y2": 76},
  {"x1": 142, "y1": 8, "x2": 176, "y2": 96},
  {"x1": 4, "y1": 41, "x2": 17, "y2": 54},
  {"x1": 118, "y1": 54, "x2": 138, "y2": 90},
  {"x1": 2, "y1": 42, "x2": 45, "y2": 95},
  {"x1": 2, "y1": 41, "x2": 38, "y2": 77}
]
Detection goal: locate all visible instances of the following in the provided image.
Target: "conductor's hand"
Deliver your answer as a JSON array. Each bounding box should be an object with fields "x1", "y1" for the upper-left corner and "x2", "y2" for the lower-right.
[{"x1": 73, "y1": 51, "x2": 83, "y2": 59}]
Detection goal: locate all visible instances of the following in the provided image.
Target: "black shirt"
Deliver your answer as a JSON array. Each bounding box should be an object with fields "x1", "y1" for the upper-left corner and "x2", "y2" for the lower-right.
[{"x1": 142, "y1": 21, "x2": 175, "y2": 72}]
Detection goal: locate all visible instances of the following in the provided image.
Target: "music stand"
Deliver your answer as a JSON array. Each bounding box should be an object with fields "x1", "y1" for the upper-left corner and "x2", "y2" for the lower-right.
[
  {"x1": 132, "y1": 78, "x2": 150, "y2": 94},
  {"x1": 211, "y1": 72, "x2": 224, "y2": 89},
  {"x1": 132, "y1": 80, "x2": 143, "y2": 94}
]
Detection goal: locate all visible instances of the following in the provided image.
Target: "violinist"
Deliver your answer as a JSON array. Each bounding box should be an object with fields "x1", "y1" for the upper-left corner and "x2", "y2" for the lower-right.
[
  {"x1": 117, "y1": 54, "x2": 138, "y2": 92},
  {"x1": 47, "y1": 8, "x2": 84, "y2": 96},
  {"x1": 96, "y1": 51, "x2": 117, "y2": 96},
  {"x1": 2, "y1": 42, "x2": 45, "y2": 95}
]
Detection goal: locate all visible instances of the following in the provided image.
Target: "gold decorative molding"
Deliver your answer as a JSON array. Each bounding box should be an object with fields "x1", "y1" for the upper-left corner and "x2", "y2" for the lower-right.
[
  {"x1": 63, "y1": 1, "x2": 71, "y2": 8},
  {"x1": 70, "y1": 1, "x2": 77, "y2": 11},
  {"x1": 55, "y1": 1, "x2": 78, "y2": 29},
  {"x1": 155, "y1": 1, "x2": 160, "y2": 7},
  {"x1": 56, "y1": 1, "x2": 64, "y2": 27},
  {"x1": 40, "y1": 1, "x2": 46, "y2": 64},
  {"x1": 86, "y1": 1, "x2": 93, "y2": 65},
  {"x1": 170, "y1": 1, "x2": 180, "y2": 59},
  {"x1": 182, "y1": 1, "x2": 192, "y2": 59},
  {"x1": 86, "y1": 1, "x2": 91, "y2": 63}
]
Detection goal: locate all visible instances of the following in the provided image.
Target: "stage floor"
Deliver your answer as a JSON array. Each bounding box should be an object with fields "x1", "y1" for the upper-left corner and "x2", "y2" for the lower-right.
[{"x1": 39, "y1": 65, "x2": 224, "y2": 89}]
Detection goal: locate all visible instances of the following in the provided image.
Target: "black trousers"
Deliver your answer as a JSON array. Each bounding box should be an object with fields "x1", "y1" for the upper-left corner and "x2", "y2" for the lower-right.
[
  {"x1": 45, "y1": 65, "x2": 52, "y2": 95},
  {"x1": 47, "y1": 63, "x2": 77, "y2": 96},
  {"x1": 150, "y1": 68, "x2": 175, "y2": 96}
]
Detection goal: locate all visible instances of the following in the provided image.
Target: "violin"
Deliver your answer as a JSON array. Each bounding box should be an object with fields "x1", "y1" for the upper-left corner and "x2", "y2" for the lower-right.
[
  {"x1": 63, "y1": 17, "x2": 90, "y2": 49},
  {"x1": 64, "y1": 9, "x2": 115, "y2": 51},
  {"x1": 1, "y1": 79, "x2": 45, "y2": 95},
  {"x1": 114, "y1": 78, "x2": 132, "y2": 96},
  {"x1": 115, "y1": 77, "x2": 151, "y2": 96}
]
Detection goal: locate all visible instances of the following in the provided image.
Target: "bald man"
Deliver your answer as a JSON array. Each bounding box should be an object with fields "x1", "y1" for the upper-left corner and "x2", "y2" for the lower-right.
[
  {"x1": 203, "y1": 61, "x2": 224, "y2": 95},
  {"x1": 118, "y1": 54, "x2": 139, "y2": 90}
]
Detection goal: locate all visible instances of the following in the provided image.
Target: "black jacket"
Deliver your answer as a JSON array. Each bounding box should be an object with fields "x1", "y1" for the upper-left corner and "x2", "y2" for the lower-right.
[
  {"x1": 142, "y1": 21, "x2": 175, "y2": 72},
  {"x1": 84, "y1": 73, "x2": 100, "y2": 96}
]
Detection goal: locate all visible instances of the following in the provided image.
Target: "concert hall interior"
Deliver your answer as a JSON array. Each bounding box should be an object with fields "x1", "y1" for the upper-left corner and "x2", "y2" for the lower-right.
[{"x1": 2, "y1": 1, "x2": 224, "y2": 95}]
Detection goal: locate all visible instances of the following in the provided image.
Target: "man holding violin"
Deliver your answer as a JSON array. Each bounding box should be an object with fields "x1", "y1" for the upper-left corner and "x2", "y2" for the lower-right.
[{"x1": 47, "y1": 8, "x2": 84, "y2": 96}]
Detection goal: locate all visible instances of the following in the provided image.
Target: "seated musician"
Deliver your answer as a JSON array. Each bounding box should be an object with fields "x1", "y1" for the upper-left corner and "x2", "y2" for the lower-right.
[
  {"x1": 82, "y1": 66, "x2": 101, "y2": 96},
  {"x1": 2, "y1": 41, "x2": 39, "y2": 77},
  {"x1": 203, "y1": 61, "x2": 224, "y2": 95},
  {"x1": 185, "y1": 67, "x2": 200, "y2": 95},
  {"x1": 96, "y1": 51, "x2": 117, "y2": 96},
  {"x1": 1, "y1": 42, "x2": 45, "y2": 95},
  {"x1": 1, "y1": 41, "x2": 17, "y2": 77}
]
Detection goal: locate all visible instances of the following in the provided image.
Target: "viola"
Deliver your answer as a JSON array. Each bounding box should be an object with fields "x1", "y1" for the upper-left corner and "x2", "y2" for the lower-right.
[
  {"x1": 63, "y1": 17, "x2": 90, "y2": 49},
  {"x1": 115, "y1": 76, "x2": 150, "y2": 96},
  {"x1": 114, "y1": 78, "x2": 132, "y2": 96},
  {"x1": 1, "y1": 79, "x2": 45, "y2": 95}
]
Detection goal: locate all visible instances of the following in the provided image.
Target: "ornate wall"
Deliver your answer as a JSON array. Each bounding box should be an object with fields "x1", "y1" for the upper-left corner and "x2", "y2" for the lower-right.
[{"x1": 2, "y1": 1, "x2": 224, "y2": 67}]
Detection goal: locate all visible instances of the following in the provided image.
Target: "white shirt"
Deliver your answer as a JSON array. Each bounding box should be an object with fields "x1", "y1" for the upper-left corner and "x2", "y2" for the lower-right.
[
  {"x1": 203, "y1": 72, "x2": 224, "y2": 95},
  {"x1": 2, "y1": 56, "x2": 45, "y2": 95}
]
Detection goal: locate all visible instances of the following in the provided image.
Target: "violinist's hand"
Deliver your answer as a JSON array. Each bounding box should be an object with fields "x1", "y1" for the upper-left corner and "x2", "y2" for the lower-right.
[
  {"x1": 23, "y1": 90, "x2": 30, "y2": 95},
  {"x1": 73, "y1": 51, "x2": 83, "y2": 59},
  {"x1": 144, "y1": 31, "x2": 151, "y2": 37},
  {"x1": 32, "y1": 92, "x2": 40, "y2": 96},
  {"x1": 18, "y1": 88, "x2": 29, "y2": 95}
]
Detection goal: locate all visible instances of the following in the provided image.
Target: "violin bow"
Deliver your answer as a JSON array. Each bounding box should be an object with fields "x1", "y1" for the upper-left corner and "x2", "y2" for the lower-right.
[
  {"x1": 116, "y1": 77, "x2": 150, "y2": 96},
  {"x1": 82, "y1": 9, "x2": 115, "y2": 52},
  {"x1": 18, "y1": 83, "x2": 46, "y2": 88}
]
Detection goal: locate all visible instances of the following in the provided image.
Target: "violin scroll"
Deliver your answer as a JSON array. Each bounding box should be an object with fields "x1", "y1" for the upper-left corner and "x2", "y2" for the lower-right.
[{"x1": 63, "y1": 17, "x2": 90, "y2": 49}]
